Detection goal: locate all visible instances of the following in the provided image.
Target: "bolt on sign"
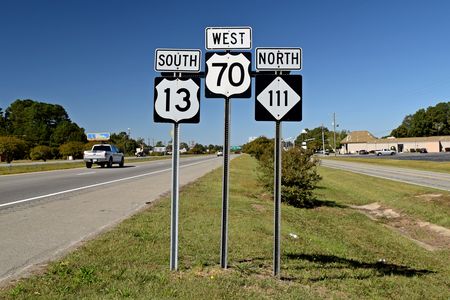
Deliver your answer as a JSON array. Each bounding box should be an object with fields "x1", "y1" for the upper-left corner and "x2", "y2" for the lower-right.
[
  {"x1": 153, "y1": 77, "x2": 201, "y2": 123},
  {"x1": 255, "y1": 75, "x2": 302, "y2": 121},
  {"x1": 205, "y1": 52, "x2": 252, "y2": 98},
  {"x1": 205, "y1": 27, "x2": 252, "y2": 50},
  {"x1": 155, "y1": 49, "x2": 201, "y2": 73},
  {"x1": 256, "y1": 48, "x2": 302, "y2": 71}
]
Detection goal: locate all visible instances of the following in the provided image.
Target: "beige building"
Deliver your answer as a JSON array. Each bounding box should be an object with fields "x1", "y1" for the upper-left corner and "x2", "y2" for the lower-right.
[{"x1": 340, "y1": 131, "x2": 450, "y2": 154}]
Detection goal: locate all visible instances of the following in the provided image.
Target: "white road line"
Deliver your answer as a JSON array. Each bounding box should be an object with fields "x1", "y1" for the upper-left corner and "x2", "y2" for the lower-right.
[
  {"x1": 0, "y1": 158, "x2": 217, "y2": 209},
  {"x1": 76, "y1": 171, "x2": 96, "y2": 176}
]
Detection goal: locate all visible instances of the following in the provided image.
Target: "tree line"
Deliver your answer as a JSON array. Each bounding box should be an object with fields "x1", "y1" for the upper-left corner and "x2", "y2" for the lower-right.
[
  {"x1": 0, "y1": 99, "x2": 147, "y2": 163},
  {"x1": 391, "y1": 101, "x2": 450, "y2": 137}
]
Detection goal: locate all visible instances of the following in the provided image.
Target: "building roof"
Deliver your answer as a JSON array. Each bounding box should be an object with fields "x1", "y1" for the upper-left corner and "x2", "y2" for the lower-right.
[
  {"x1": 341, "y1": 131, "x2": 378, "y2": 144},
  {"x1": 341, "y1": 130, "x2": 450, "y2": 144}
]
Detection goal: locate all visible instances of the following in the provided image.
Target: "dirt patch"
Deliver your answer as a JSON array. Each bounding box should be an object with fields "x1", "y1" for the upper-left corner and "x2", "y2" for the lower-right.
[
  {"x1": 351, "y1": 202, "x2": 450, "y2": 251},
  {"x1": 251, "y1": 204, "x2": 266, "y2": 213},
  {"x1": 415, "y1": 193, "x2": 450, "y2": 207}
]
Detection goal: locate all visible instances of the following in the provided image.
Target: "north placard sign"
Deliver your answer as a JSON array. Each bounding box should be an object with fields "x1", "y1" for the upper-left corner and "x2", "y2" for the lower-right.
[
  {"x1": 155, "y1": 49, "x2": 201, "y2": 73},
  {"x1": 205, "y1": 52, "x2": 252, "y2": 98},
  {"x1": 205, "y1": 27, "x2": 252, "y2": 50},
  {"x1": 255, "y1": 75, "x2": 302, "y2": 121},
  {"x1": 154, "y1": 77, "x2": 200, "y2": 123},
  {"x1": 256, "y1": 48, "x2": 302, "y2": 71}
]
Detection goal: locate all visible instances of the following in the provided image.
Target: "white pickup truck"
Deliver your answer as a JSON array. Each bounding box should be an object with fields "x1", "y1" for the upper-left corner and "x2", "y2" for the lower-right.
[
  {"x1": 375, "y1": 149, "x2": 396, "y2": 156},
  {"x1": 83, "y1": 144, "x2": 124, "y2": 168}
]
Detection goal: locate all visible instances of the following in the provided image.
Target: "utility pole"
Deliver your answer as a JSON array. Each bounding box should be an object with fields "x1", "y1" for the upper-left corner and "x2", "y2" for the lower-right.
[
  {"x1": 333, "y1": 112, "x2": 337, "y2": 156},
  {"x1": 322, "y1": 123, "x2": 325, "y2": 154}
]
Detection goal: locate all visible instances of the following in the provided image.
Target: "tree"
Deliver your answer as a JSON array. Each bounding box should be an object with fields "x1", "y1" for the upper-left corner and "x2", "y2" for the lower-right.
[
  {"x1": 190, "y1": 143, "x2": 205, "y2": 154},
  {"x1": 50, "y1": 121, "x2": 86, "y2": 146},
  {"x1": 0, "y1": 107, "x2": 7, "y2": 135},
  {"x1": 110, "y1": 132, "x2": 139, "y2": 155},
  {"x1": 242, "y1": 136, "x2": 273, "y2": 160},
  {"x1": 59, "y1": 141, "x2": 85, "y2": 159},
  {"x1": 180, "y1": 142, "x2": 189, "y2": 151},
  {"x1": 0, "y1": 136, "x2": 27, "y2": 163},
  {"x1": 155, "y1": 141, "x2": 165, "y2": 147},
  {"x1": 30, "y1": 145, "x2": 53, "y2": 161},
  {"x1": 3, "y1": 99, "x2": 86, "y2": 148},
  {"x1": 258, "y1": 147, "x2": 321, "y2": 207},
  {"x1": 391, "y1": 101, "x2": 450, "y2": 137}
]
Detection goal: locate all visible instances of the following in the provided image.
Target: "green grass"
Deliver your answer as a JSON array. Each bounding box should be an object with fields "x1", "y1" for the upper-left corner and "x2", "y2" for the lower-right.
[
  {"x1": 1, "y1": 155, "x2": 449, "y2": 299},
  {"x1": 323, "y1": 156, "x2": 450, "y2": 174},
  {"x1": 0, "y1": 155, "x2": 185, "y2": 175}
]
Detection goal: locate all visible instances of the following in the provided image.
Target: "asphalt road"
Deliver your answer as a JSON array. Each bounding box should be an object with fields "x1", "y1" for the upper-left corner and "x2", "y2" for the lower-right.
[
  {"x1": 0, "y1": 156, "x2": 215, "y2": 208},
  {"x1": 321, "y1": 159, "x2": 450, "y2": 191},
  {"x1": 0, "y1": 155, "x2": 225, "y2": 284}
]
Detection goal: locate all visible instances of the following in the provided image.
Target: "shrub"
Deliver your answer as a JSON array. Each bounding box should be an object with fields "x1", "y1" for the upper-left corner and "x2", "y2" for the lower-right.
[
  {"x1": 257, "y1": 147, "x2": 322, "y2": 207},
  {"x1": 30, "y1": 145, "x2": 53, "y2": 161},
  {"x1": 59, "y1": 141, "x2": 85, "y2": 159},
  {"x1": 0, "y1": 136, "x2": 28, "y2": 163}
]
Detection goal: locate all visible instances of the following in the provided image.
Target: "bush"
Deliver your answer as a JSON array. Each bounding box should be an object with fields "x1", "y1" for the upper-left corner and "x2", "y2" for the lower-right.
[
  {"x1": 30, "y1": 145, "x2": 53, "y2": 161},
  {"x1": 59, "y1": 141, "x2": 85, "y2": 159},
  {"x1": 0, "y1": 136, "x2": 28, "y2": 163},
  {"x1": 257, "y1": 147, "x2": 321, "y2": 207}
]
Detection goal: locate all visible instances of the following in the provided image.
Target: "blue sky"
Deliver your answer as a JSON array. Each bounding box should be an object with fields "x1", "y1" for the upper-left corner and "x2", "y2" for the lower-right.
[{"x1": 1, "y1": 0, "x2": 450, "y2": 145}]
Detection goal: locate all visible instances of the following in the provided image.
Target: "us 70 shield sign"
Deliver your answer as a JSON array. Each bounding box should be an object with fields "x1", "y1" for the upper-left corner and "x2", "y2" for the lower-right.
[
  {"x1": 205, "y1": 52, "x2": 252, "y2": 98},
  {"x1": 154, "y1": 77, "x2": 200, "y2": 123}
]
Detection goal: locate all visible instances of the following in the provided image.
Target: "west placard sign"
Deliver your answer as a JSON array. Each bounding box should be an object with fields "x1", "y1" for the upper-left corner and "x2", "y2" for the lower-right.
[
  {"x1": 205, "y1": 27, "x2": 252, "y2": 50},
  {"x1": 255, "y1": 75, "x2": 302, "y2": 121},
  {"x1": 155, "y1": 49, "x2": 201, "y2": 73},
  {"x1": 256, "y1": 48, "x2": 302, "y2": 71},
  {"x1": 205, "y1": 52, "x2": 252, "y2": 98},
  {"x1": 154, "y1": 77, "x2": 200, "y2": 123}
]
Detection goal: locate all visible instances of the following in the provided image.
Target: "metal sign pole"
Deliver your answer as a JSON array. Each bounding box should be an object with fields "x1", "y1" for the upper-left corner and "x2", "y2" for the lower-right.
[
  {"x1": 274, "y1": 120, "x2": 282, "y2": 276},
  {"x1": 170, "y1": 122, "x2": 180, "y2": 271},
  {"x1": 221, "y1": 97, "x2": 231, "y2": 269}
]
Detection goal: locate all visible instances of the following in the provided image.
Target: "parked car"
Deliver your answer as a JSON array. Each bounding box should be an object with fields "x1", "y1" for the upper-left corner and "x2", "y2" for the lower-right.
[
  {"x1": 83, "y1": 144, "x2": 124, "y2": 168},
  {"x1": 358, "y1": 150, "x2": 369, "y2": 155},
  {"x1": 375, "y1": 149, "x2": 396, "y2": 156},
  {"x1": 418, "y1": 148, "x2": 428, "y2": 153}
]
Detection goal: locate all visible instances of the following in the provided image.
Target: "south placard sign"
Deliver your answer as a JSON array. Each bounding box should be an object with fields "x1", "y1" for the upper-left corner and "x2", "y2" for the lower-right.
[
  {"x1": 255, "y1": 75, "x2": 302, "y2": 121},
  {"x1": 154, "y1": 77, "x2": 201, "y2": 123}
]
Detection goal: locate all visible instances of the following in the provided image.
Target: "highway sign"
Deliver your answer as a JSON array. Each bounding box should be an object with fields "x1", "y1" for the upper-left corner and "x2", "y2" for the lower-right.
[
  {"x1": 256, "y1": 48, "x2": 302, "y2": 71},
  {"x1": 155, "y1": 49, "x2": 201, "y2": 73},
  {"x1": 255, "y1": 75, "x2": 302, "y2": 121},
  {"x1": 154, "y1": 77, "x2": 200, "y2": 123},
  {"x1": 86, "y1": 132, "x2": 110, "y2": 141},
  {"x1": 205, "y1": 52, "x2": 252, "y2": 98},
  {"x1": 205, "y1": 27, "x2": 252, "y2": 50}
]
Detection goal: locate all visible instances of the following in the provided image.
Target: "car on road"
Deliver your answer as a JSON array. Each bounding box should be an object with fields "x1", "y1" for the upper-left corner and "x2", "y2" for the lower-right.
[
  {"x1": 358, "y1": 150, "x2": 369, "y2": 155},
  {"x1": 83, "y1": 144, "x2": 124, "y2": 168},
  {"x1": 375, "y1": 149, "x2": 396, "y2": 156},
  {"x1": 216, "y1": 151, "x2": 223, "y2": 157}
]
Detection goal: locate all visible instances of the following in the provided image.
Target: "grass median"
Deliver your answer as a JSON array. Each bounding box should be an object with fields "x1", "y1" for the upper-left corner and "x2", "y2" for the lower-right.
[
  {"x1": 322, "y1": 156, "x2": 450, "y2": 174},
  {"x1": 1, "y1": 155, "x2": 449, "y2": 299}
]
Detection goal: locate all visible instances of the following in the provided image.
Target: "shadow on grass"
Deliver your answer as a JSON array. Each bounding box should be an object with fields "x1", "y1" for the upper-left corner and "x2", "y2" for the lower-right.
[
  {"x1": 298, "y1": 199, "x2": 347, "y2": 209},
  {"x1": 284, "y1": 253, "x2": 435, "y2": 281}
]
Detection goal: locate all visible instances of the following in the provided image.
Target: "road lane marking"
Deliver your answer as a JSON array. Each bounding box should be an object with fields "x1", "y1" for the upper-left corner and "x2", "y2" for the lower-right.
[
  {"x1": 76, "y1": 172, "x2": 96, "y2": 176},
  {"x1": 0, "y1": 158, "x2": 218, "y2": 209}
]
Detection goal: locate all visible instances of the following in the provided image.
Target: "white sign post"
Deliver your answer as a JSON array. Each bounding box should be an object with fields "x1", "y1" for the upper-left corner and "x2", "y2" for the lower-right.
[
  {"x1": 204, "y1": 27, "x2": 252, "y2": 270},
  {"x1": 154, "y1": 49, "x2": 201, "y2": 271}
]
